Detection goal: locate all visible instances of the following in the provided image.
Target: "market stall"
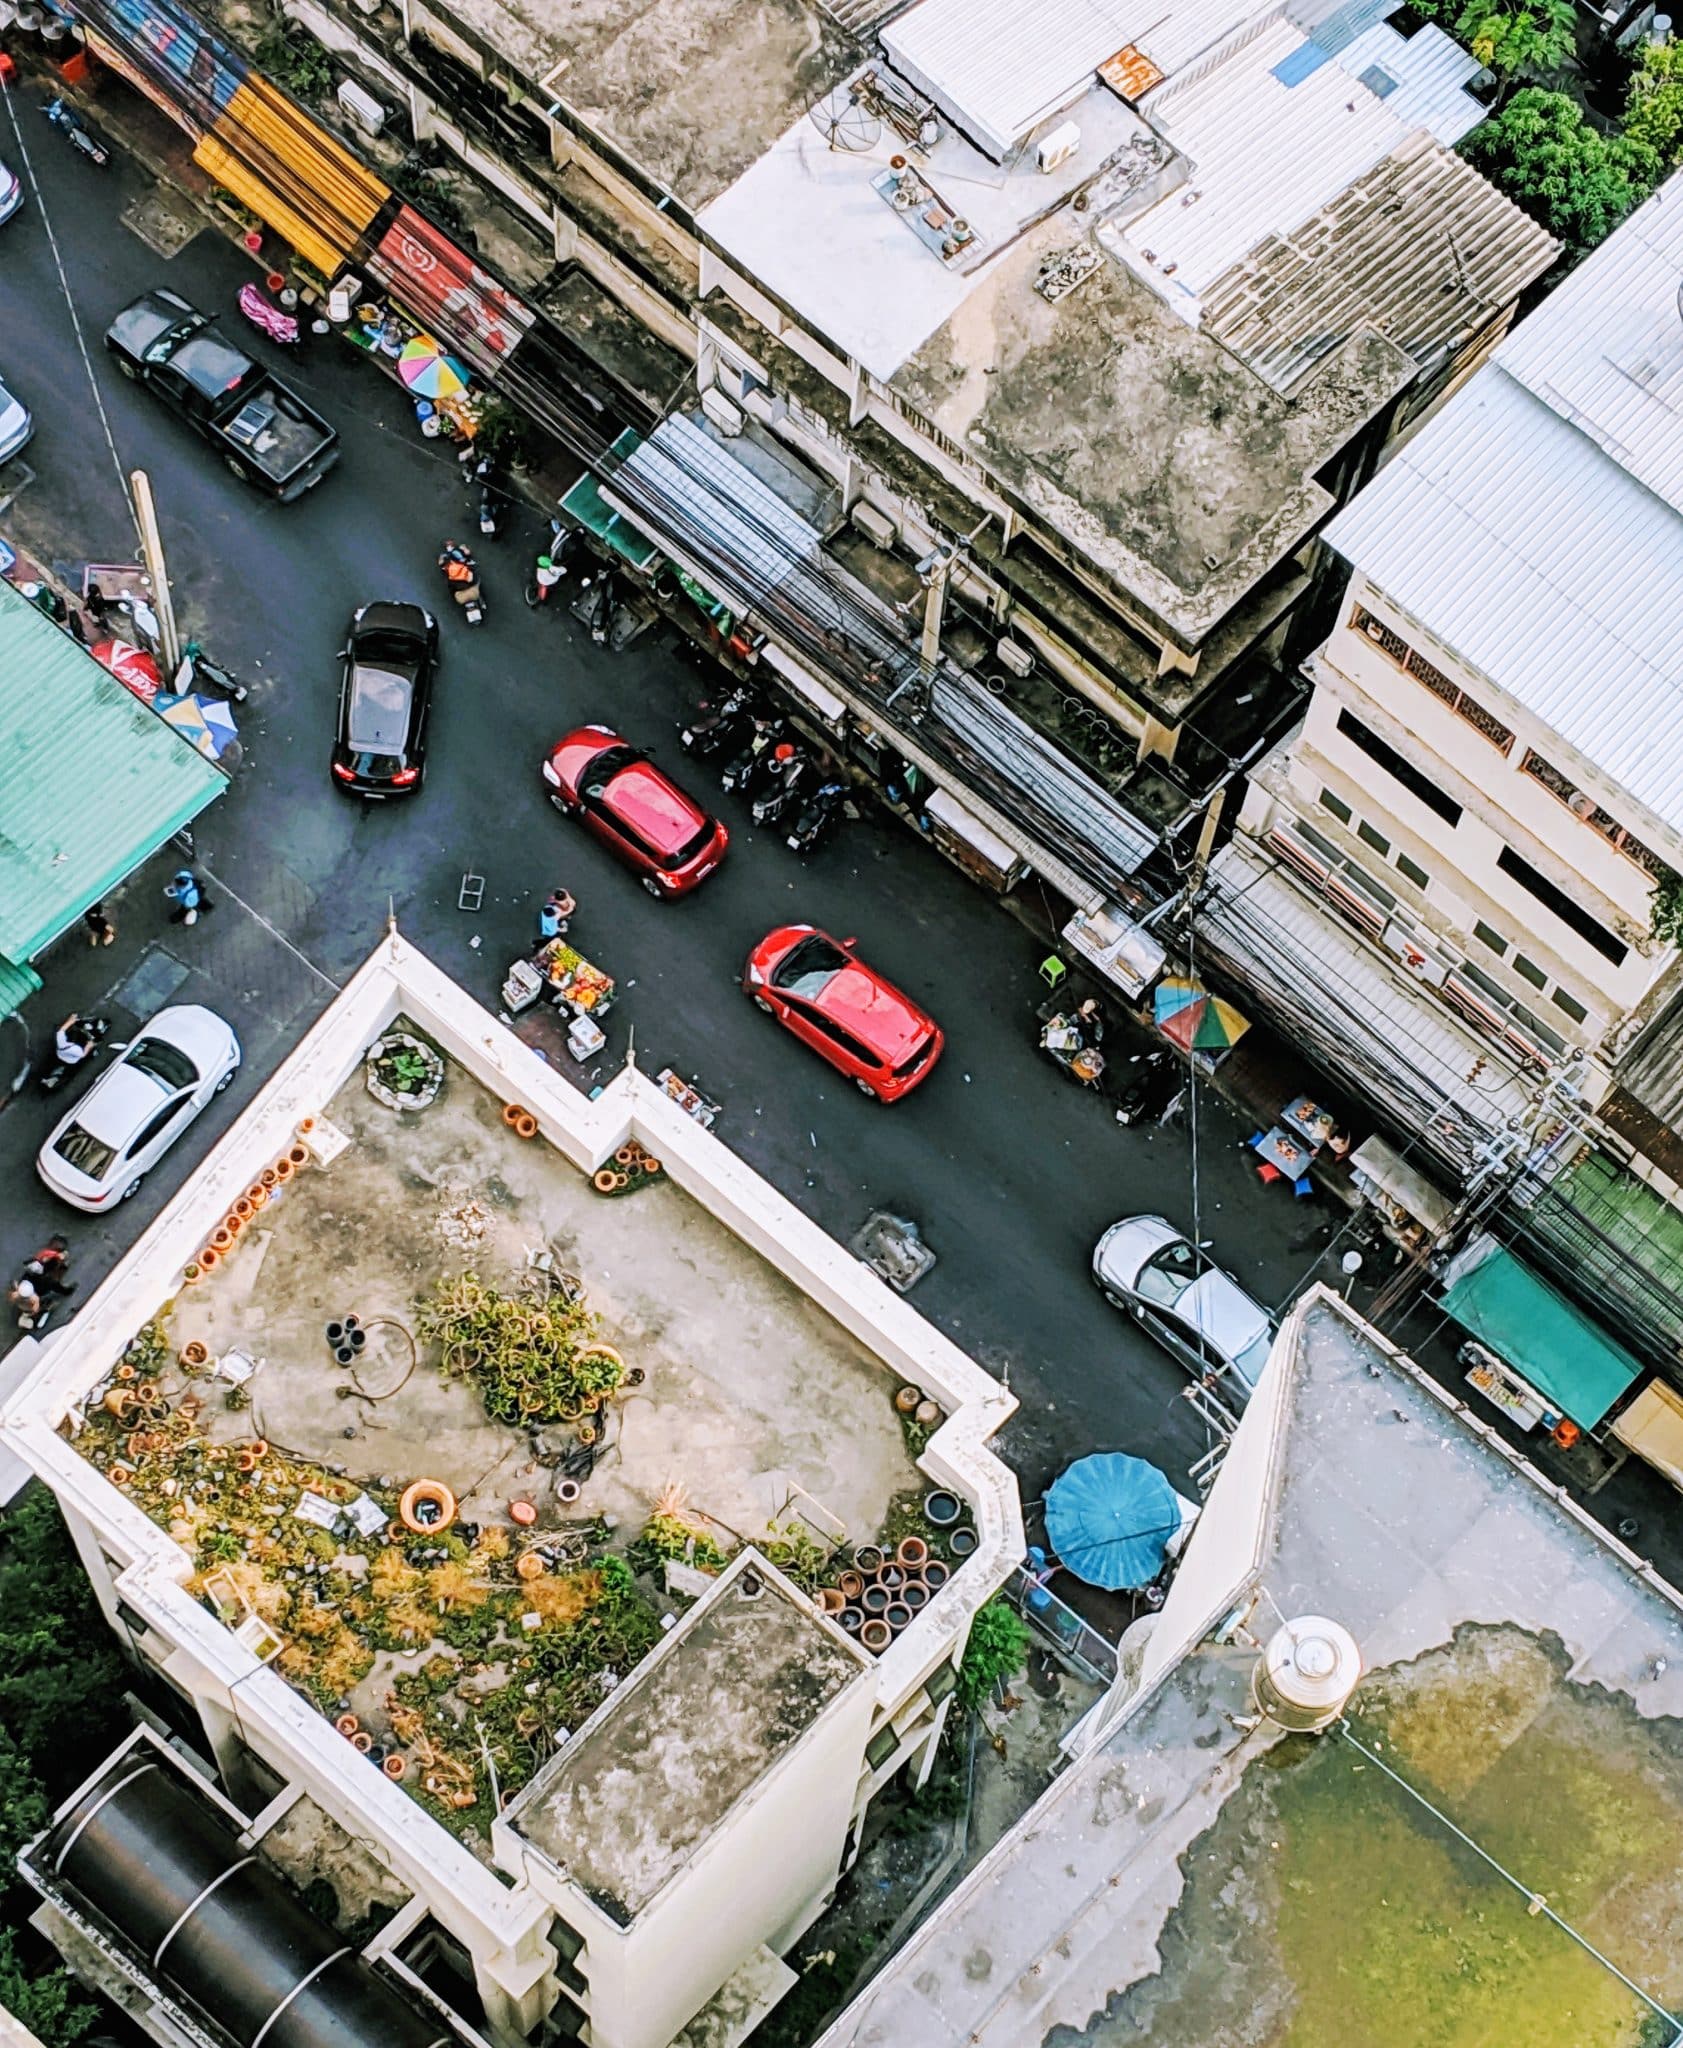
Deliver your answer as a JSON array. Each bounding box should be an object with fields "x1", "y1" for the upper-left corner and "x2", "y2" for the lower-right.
[
  {"x1": 1350, "y1": 1135, "x2": 1454, "y2": 1252},
  {"x1": 502, "y1": 939, "x2": 616, "y2": 1061}
]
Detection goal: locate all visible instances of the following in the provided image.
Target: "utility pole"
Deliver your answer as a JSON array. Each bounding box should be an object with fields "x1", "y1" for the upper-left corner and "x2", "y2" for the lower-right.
[
  {"x1": 129, "y1": 469, "x2": 181, "y2": 679},
  {"x1": 916, "y1": 514, "x2": 992, "y2": 671}
]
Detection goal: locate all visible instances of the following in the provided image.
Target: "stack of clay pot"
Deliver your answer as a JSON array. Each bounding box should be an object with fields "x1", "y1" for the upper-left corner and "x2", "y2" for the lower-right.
[{"x1": 829, "y1": 1537, "x2": 951, "y2": 1655}]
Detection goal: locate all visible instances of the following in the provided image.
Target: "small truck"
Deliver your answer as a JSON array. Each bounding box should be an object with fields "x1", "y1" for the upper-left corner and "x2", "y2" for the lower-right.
[{"x1": 105, "y1": 288, "x2": 339, "y2": 502}]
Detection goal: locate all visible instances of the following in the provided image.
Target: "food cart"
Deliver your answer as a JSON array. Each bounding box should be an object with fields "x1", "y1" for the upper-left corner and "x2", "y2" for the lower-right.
[{"x1": 503, "y1": 939, "x2": 616, "y2": 1059}]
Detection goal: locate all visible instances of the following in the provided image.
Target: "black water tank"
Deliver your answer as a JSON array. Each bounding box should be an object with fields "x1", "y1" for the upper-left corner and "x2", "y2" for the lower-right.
[{"x1": 44, "y1": 1757, "x2": 450, "y2": 2048}]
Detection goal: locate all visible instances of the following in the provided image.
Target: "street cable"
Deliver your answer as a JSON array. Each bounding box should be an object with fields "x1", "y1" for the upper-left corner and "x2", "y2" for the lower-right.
[{"x1": 0, "y1": 67, "x2": 134, "y2": 535}]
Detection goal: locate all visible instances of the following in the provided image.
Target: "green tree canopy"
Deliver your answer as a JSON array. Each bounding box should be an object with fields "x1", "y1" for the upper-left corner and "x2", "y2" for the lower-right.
[
  {"x1": 1625, "y1": 36, "x2": 1683, "y2": 169},
  {"x1": 1455, "y1": 0, "x2": 1576, "y2": 77},
  {"x1": 1464, "y1": 89, "x2": 1659, "y2": 247}
]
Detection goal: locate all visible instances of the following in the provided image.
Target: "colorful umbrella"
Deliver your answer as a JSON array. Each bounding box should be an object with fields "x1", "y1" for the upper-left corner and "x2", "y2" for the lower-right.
[
  {"x1": 397, "y1": 337, "x2": 469, "y2": 400},
  {"x1": 195, "y1": 695, "x2": 241, "y2": 758},
  {"x1": 1045, "y1": 1453, "x2": 1185, "y2": 1590},
  {"x1": 155, "y1": 693, "x2": 217, "y2": 758},
  {"x1": 1153, "y1": 975, "x2": 1250, "y2": 1053},
  {"x1": 91, "y1": 636, "x2": 162, "y2": 705}
]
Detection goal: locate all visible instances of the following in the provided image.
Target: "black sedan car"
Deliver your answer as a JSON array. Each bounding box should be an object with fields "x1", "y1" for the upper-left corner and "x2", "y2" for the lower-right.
[{"x1": 331, "y1": 602, "x2": 438, "y2": 797}]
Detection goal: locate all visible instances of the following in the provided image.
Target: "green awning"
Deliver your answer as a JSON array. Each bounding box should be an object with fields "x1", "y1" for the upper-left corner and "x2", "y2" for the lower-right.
[
  {"x1": 1439, "y1": 1236, "x2": 1642, "y2": 1429},
  {"x1": 0, "y1": 579, "x2": 225, "y2": 961},
  {"x1": 560, "y1": 435, "x2": 661, "y2": 571},
  {"x1": 0, "y1": 953, "x2": 43, "y2": 1020}
]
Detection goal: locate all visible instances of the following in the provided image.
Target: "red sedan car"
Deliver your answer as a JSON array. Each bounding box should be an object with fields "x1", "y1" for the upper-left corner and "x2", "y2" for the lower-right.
[
  {"x1": 543, "y1": 726, "x2": 728, "y2": 897},
  {"x1": 744, "y1": 925, "x2": 944, "y2": 1101}
]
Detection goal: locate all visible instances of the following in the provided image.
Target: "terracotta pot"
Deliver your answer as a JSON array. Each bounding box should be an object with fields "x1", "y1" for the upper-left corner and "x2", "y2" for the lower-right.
[
  {"x1": 838, "y1": 1570, "x2": 865, "y2": 1602},
  {"x1": 197, "y1": 1246, "x2": 221, "y2": 1272},
  {"x1": 336, "y1": 1713, "x2": 360, "y2": 1737},
  {"x1": 854, "y1": 1545, "x2": 885, "y2": 1575},
  {"x1": 275, "y1": 1158, "x2": 296, "y2": 1184},
  {"x1": 861, "y1": 1584, "x2": 890, "y2": 1616},
  {"x1": 556, "y1": 1479, "x2": 582, "y2": 1505},
  {"x1": 592, "y1": 1169, "x2": 618, "y2": 1193},
  {"x1": 949, "y1": 1526, "x2": 979, "y2": 1559},
  {"x1": 383, "y1": 1753, "x2": 407, "y2": 1780},
  {"x1": 817, "y1": 1587, "x2": 846, "y2": 1615},
  {"x1": 182, "y1": 1264, "x2": 204, "y2": 1286},
  {"x1": 894, "y1": 1385, "x2": 923, "y2": 1415},
  {"x1": 884, "y1": 1601, "x2": 914, "y2": 1633},
  {"x1": 880, "y1": 1565, "x2": 905, "y2": 1591},
  {"x1": 287, "y1": 1142, "x2": 309, "y2": 1165},
  {"x1": 923, "y1": 1488, "x2": 962, "y2": 1527},
  {"x1": 514, "y1": 1113, "x2": 539, "y2": 1140},
  {"x1": 922, "y1": 1559, "x2": 951, "y2": 1591},
  {"x1": 399, "y1": 1478, "x2": 457, "y2": 1533},
  {"x1": 860, "y1": 1618, "x2": 892, "y2": 1654},
  {"x1": 896, "y1": 1535, "x2": 929, "y2": 1570},
  {"x1": 249, "y1": 1187, "x2": 269, "y2": 1211},
  {"x1": 180, "y1": 1341, "x2": 209, "y2": 1368},
  {"x1": 211, "y1": 1226, "x2": 234, "y2": 1251},
  {"x1": 351, "y1": 1731, "x2": 374, "y2": 1754},
  {"x1": 296, "y1": 1117, "x2": 316, "y2": 1136},
  {"x1": 502, "y1": 1102, "x2": 525, "y2": 1128},
  {"x1": 516, "y1": 1552, "x2": 546, "y2": 1580},
  {"x1": 914, "y1": 1398, "x2": 943, "y2": 1429},
  {"x1": 615, "y1": 1144, "x2": 639, "y2": 1166},
  {"x1": 509, "y1": 1498, "x2": 538, "y2": 1526},
  {"x1": 838, "y1": 1606, "x2": 864, "y2": 1635},
  {"x1": 902, "y1": 1580, "x2": 930, "y2": 1612},
  {"x1": 104, "y1": 1387, "x2": 137, "y2": 1419},
  {"x1": 641, "y1": 1157, "x2": 662, "y2": 1175},
  {"x1": 259, "y1": 1166, "x2": 280, "y2": 1190},
  {"x1": 233, "y1": 1198, "x2": 255, "y2": 1222}
]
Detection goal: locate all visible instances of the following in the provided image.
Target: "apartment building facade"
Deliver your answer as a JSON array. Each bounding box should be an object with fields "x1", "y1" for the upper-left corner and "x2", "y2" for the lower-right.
[
  {"x1": 1200, "y1": 177, "x2": 1683, "y2": 1352},
  {"x1": 70, "y1": 0, "x2": 1554, "y2": 981}
]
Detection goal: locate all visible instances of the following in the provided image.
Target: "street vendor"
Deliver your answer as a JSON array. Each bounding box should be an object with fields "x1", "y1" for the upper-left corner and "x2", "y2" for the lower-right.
[{"x1": 537, "y1": 888, "x2": 575, "y2": 942}]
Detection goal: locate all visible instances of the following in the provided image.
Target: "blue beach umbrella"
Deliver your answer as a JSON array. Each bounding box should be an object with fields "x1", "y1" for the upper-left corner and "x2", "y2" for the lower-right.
[{"x1": 1044, "y1": 1452, "x2": 1181, "y2": 1590}]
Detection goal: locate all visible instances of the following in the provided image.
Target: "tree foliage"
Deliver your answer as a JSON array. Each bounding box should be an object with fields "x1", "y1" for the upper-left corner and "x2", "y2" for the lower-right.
[
  {"x1": 1464, "y1": 89, "x2": 1658, "y2": 248},
  {"x1": 956, "y1": 1598, "x2": 1031, "y2": 1712},
  {"x1": 0, "y1": 1930, "x2": 98, "y2": 2048},
  {"x1": 1453, "y1": 0, "x2": 1575, "y2": 78},
  {"x1": 1624, "y1": 36, "x2": 1683, "y2": 170}
]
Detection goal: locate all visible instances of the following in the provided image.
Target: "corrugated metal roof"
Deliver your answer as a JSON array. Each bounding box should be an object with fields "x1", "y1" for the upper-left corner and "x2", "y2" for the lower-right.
[
  {"x1": 1495, "y1": 183, "x2": 1683, "y2": 518},
  {"x1": 1202, "y1": 131, "x2": 1556, "y2": 390},
  {"x1": 0, "y1": 953, "x2": 43, "y2": 1019},
  {"x1": 0, "y1": 580, "x2": 225, "y2": 962},
  {"x1": 1333, "y1": 21, "x2": 1484, "y2": 144},
  {"x1": 1325, "y1": 361, "x2": 1683, "y2": 838}
]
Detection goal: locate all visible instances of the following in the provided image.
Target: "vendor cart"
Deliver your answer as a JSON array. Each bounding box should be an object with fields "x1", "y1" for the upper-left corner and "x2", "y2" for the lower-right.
[
  {"x1": 1038, "y1": 1007, "x2": 1105, "y2": 1088},
  {"x1": 504, "y1": 939, "x2": 617, "y2": 1024}
]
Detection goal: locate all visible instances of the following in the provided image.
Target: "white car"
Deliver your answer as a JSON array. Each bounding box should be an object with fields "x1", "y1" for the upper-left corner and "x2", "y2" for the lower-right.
[
  {"x1": 0, "y1": 160, "x2": 22, "y2": 227},
  {"x1": 38, "y1": 1005, "x2": 241, "y2": 1211},
  {"x1": 0, "y1": 372, "x2": 32, "y2": 465},
  {"x1": 1093, "y1": 1214, "x2": 1275, "y2": 1403}
]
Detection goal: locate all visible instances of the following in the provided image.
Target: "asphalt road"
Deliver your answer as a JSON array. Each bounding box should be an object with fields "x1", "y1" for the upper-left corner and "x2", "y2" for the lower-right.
[{"x1": 0, "y1": 121, "x2": 1354, "y2": 1548}]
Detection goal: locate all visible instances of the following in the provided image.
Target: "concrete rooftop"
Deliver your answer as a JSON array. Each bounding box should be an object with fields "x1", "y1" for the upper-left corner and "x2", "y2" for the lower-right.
[
  {"x1": 441, "y1": 0, "x2": 859, "y2": 210},
  {"x1": 820, "y1": 1291, "x2": 1683, "y2": 2047},
  {"x1": 508, "y1": 1559, "x2": 868, "y2": 1923}
]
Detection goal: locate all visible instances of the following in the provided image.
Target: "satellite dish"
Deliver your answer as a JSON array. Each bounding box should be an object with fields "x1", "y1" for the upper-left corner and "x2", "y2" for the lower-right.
[{"x1": 808, "y1": 84, "x2": 882, "y2": 153}]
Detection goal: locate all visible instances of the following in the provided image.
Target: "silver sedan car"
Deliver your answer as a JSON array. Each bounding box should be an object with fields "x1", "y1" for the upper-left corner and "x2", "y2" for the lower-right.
[
  {"x1": 1093, "y1": 1214, "x2": 1275, "y2": 1403},
  {"x1": 0, "y1": 371, "x2": 32, "y2": 466}
]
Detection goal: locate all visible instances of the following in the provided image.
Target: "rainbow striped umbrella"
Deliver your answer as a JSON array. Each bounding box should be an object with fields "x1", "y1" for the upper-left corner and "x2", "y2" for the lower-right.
[{"x1": 1153, "y1": 975, "x2": 1249, "y2": 1053}]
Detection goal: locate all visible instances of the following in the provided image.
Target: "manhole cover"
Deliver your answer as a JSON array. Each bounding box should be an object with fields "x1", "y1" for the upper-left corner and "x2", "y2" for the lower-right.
[
  {"x1": 851, "y1": 1210, "x2": 935, "y2": 1293},
  {"x1": 122, "y1": 190, "x2": 203, "y2": 259},
  {"x1": 113, "y1": 947, "x2": 190, "y2": 1018}
]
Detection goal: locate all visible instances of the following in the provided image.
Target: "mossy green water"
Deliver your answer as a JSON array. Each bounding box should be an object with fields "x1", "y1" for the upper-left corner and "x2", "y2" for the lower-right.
[{"x1": 1090, "y1": 1627, "x2": 1683, "y2": 2047}]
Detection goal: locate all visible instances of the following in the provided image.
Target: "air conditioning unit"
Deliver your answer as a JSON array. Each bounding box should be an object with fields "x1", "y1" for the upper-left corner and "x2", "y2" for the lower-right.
[
  {"x1": 849, "y1": 501, "x2": 897, "y2": 550},
  {"x1": 700, "y1": 386, "x2": 744, "y2": 436},
  {"x1": 1381, "y1": 921, "x2": 1448, "y2": 987},
  {"x1": 1036, "y1": 120, "x2": 1081, "y2": 173},
  {"x1": 994, "y1": 637, "x2": 1035, "y2": 677},
  {"x1": 336, "y1": 78, "x2": 387, "y2": 134}
]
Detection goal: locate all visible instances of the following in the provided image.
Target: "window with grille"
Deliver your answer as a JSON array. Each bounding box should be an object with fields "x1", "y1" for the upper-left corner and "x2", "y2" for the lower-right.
[{"x1": 1350, "y1": 606, "x2": 1513, "y2": 752}]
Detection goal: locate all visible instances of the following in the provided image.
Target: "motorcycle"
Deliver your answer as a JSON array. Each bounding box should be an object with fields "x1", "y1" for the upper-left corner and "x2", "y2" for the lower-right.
[
  {"x1": 721, "y1": 717, "x2": 785, "y2": 797},
  {"x1": 586, "y1": 571, "x2": 622, "y2": 646},
  {"x1": 38, "y1": 1016, "x2": 111, "y2": 1095},
  {"x1": 681, "y1": 684, "x2": 756, "y2": 758},
  {"x1": 751, "y1": 746, "x2": 814, "y2": 830},
  {"x1": 235, "y1": 281, "x2": 300, "y2": 352},
  {"x1": 785, "y1": 778, "x2": 847, "y2": 855},
  {"x1": 438, "y1": 542, "x2": 486, "y2": 627},
  {"x1": 43, "y1": 97, "x2": 110, "y2": 167},
  {"x1": 1112, "y1": 1048, "x2": 1185, "y2": 1127}
]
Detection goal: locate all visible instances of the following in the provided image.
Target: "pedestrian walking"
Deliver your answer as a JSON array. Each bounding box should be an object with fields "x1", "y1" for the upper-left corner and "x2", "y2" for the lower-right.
[
  {"x1": 24, "y1": 1236, "x2": 75, "y2": 1301},
  {"x1": 84, "y1": 901, "x2": 116, "y2": 947},
  {"x1": 84, "y1": 580, "x2": 109, "y2": 626},
  {"x1": 9, "y1": 1276, "x2": 46, "y2": 1330},
  {"x1": 164, "y1": 868, "x2": 213, "y2": 926}
]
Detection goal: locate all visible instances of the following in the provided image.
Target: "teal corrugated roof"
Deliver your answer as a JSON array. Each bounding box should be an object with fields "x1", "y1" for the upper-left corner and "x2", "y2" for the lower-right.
[
  {"x1": 0, "y1": 952, "x2": 43, "y2": 1017},
  {"x1": 1439, "y1": 1235, "x2": 1643, "y2": 1429},
  {"x1": 0, "y1": 579, "x2": 225, "y2": 959}
]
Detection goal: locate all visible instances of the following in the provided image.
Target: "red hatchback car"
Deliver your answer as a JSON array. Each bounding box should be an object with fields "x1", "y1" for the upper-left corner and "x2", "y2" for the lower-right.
[
  {"x1": 543, "y1": 726, "x2": 729, "y2": 897},
  {"x1": 744, "y1": 925, "x2": 944, "y2": 1101}
]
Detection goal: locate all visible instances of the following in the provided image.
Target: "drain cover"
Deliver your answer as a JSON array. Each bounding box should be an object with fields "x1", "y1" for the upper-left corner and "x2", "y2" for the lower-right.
[
  {"x1": 113, "y1": 947, "x2": 190, "y2": 1018},
  {"x1": 851, "y1": 1211, "x2": 935, "y2": 1293}
]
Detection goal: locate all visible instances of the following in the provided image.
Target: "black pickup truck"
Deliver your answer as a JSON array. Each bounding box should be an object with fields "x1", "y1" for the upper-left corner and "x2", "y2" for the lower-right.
[{"x1": 105, "y1": 288, "x2": 339, "y2": 502}]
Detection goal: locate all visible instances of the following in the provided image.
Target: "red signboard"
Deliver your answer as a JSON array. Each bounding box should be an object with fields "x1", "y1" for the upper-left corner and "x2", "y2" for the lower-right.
[{"x1": 367, "y1": 206, "x2": 533, "y2": 371}]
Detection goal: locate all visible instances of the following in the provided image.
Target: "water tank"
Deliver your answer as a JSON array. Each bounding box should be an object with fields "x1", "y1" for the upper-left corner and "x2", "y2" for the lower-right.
[{"x1": 1251, "y1": 1617, "x2": 1360, "y2": 1732}]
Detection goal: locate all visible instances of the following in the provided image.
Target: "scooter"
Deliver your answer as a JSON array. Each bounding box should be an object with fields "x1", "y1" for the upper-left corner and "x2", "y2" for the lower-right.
[
  {"x1": 681, "y1": 684, "x2": 755, "y2": 758},
  {"x1": 1112, "y1": 1049, "x2": 1185, "y2": 1127},
  {"x1": 751, "y1": 747, "x2": 814, "y2": 830},
  {"x1": 38, "y1": 1016, "x2": 111, "y2": 1095},
  {"x1": 438, "y1": 542, "x2": 486, "y2": 626},
  {"x1": 721, "y1": 718, "x2": 785, "y2": 797},
  {"x1": 587, "y1": 572, "x2": 619, "y2": 646},
  {"x1": 785, "y1": 778, "x2": 847, "y2": 855},
  {"x1": 43, "y1": 98, "x2": 110, "y2": 167}
]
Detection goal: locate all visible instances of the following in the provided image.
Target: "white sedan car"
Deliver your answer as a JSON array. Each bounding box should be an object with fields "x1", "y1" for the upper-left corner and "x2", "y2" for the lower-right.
[
  {"x1": 0, "y1": 159, "x2": 22, "y2": 227},
  {"x1": 1093, "y1": 1214, "x2": 1275, "y2": 1403},
  {"x1": 38, "y1": 1005, "x2": 240, "y2": 1211},
  {"x1": 0, "y1": 371, "x2": 31, "y2": 466}
]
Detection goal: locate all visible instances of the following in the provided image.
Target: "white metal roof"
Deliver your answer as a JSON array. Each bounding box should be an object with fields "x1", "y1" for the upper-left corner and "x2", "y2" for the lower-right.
[
  {"x1": 1326, "y1": 360, "x2": 1683, "y2": 839},
  {"x1": 1332, "y1": 21, "x2": 1484, "y2": 146}
]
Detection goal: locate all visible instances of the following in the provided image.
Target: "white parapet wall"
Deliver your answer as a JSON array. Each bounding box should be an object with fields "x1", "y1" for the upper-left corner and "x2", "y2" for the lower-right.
[{"x1": 2, "y1": 928, "x2": 1022, "y2": 2042}]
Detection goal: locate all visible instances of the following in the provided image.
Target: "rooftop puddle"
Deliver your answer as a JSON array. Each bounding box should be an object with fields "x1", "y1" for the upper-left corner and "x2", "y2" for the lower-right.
[{"x1": 1065, "y1": 1625, "x2": 1683, "y2": 2047}]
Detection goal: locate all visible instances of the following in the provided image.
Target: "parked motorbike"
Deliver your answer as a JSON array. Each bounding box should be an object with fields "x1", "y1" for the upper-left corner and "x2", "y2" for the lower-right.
[
  {"x1": 43, "y1": 97, "x2": 111, "y2": 167},
  {"x1": 1112, "y1": 1048, "x2": 1185, "y2": 1128},
  {"x1": 681, "y1": 684, "x2": 756, "y2": 758},
  {"x1": 182, "y1": 643, "x2": 250, "y2": 704},
  {"x1": 587, "y1": 571, "x2": 620, "y2": 645},
  {"x1": 438, "y1": 542, "x2": 486, "y2": 626},
  {"x1": 785, "y1": 778, "x2": 847, "y2": 855},
  {"x1": 38, "y1": 1015, "x2": 111, "y2": 1095},
  {"x1": 721, "y1": 717, "x2": 786, "y2": 797},
  {"x1": 235, "y1": 281, "x2": 300, "y2": 352},
  {"x1": 751, "y1": 746, "x2": 813, "y2": 830}
]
